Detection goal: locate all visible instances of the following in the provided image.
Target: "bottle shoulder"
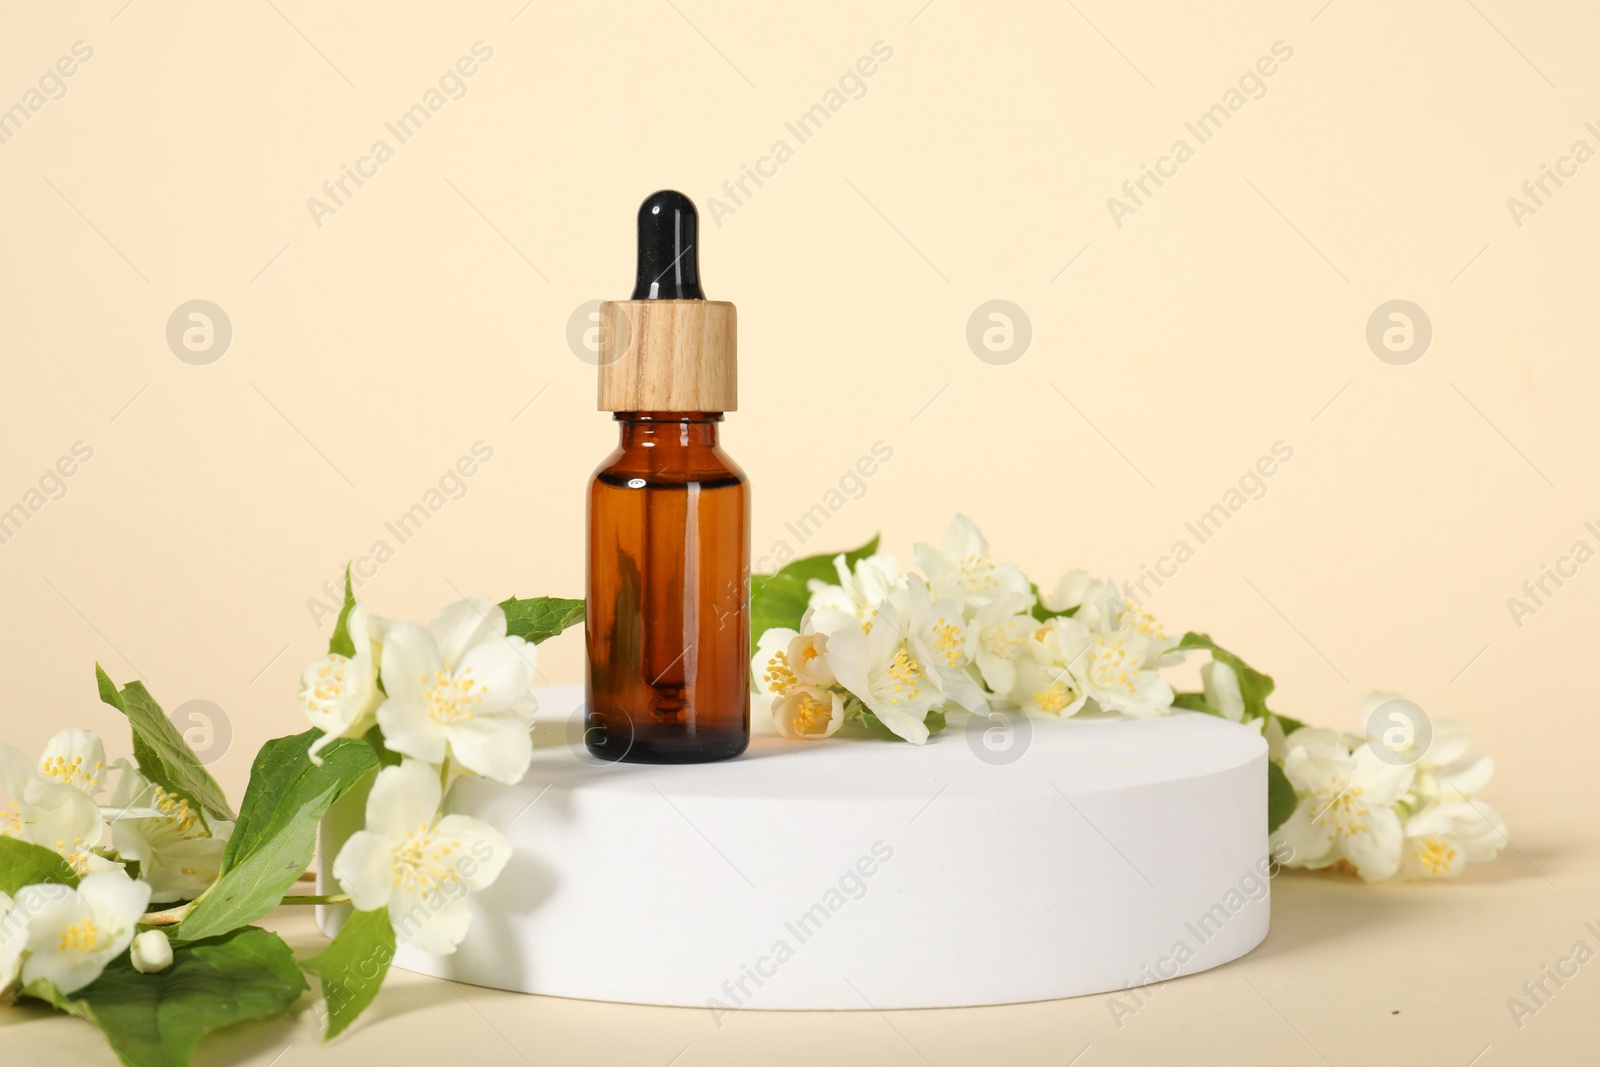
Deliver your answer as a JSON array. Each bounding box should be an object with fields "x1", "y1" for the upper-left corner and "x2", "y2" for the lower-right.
[
  {"x1": 711, "y1": 444, "x2": 748, "y2": 482},
  {"x1": 591, "y1": 416, "x2": 747, "y2": 488},
  {"x1": 590, "y1": 448, "x2": 746, "y2": 489},
  {"x1": 592, "y1": 463, "x2": 745, "y2": 491}
]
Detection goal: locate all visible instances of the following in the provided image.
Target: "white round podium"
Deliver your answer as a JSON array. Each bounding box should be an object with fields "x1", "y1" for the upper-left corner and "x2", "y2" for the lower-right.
[{"x1": 318, "y1": 686, "x2": 1270, "y2": 1010}]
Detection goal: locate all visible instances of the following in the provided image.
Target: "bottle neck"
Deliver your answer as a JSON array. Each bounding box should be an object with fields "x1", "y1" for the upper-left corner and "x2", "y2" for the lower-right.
[{"x1": 615, "y1": 412, "x2": 722, "y2": 449}]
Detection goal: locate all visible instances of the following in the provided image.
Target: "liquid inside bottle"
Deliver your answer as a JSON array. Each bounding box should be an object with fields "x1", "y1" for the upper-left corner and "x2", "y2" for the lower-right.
[{"x1": 585, "y1": 412, "x2": 750, "y2": 762}]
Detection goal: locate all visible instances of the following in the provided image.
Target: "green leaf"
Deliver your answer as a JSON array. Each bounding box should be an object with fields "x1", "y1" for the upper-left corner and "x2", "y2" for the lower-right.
[
  {"x1": 1171, "y1": 692, "x2": 1223, "y2": 717},
  {"x1": 96, "y1": 666, "x2": 235, "y2": 825},
  {"x1": 328, "y1": 564, "x2": 357, "y2": 658},
  {"x1": 499, "y1": 596, "x2": 585, "y2": 644},
  {"x1": 22, "y1": 926, "x2": 307, "y2": 1067},
  {"x1": 299, "y1": 907, "x2": 395, "y2": 1040},
  {"x1": 359, "y1": 725, "x2": 402, "y2": 769},
  {"x1": 1267, "y1": 758, "x2": 1298, "y2": 834},
  {"x1": 1275, "y1": 712, "x2": 1307, "y2": 735},
  {"x1": 748, "y1": 574, "x2": 810, "y2": 648},
  {"x1": 1173, "y1": 633, "x2": 1278, "y2": 724},
  {"x1": 748, "y1": 575, "x2": 807, "y2": 647},
  {"x1": 176, "y1": 730, "x2": 377, "y2": 943},
  {"x1": 0, "y1": 836, "x2": 79, "y2": 894},
  {"x1": 750, "y1": 535, "x2": 880, "y2": 644}
]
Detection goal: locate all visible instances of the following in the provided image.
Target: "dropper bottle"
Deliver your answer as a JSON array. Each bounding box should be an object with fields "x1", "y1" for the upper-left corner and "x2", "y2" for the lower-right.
[{"x1": 584, "y1": 190, "x2": 750, "y2": 763}]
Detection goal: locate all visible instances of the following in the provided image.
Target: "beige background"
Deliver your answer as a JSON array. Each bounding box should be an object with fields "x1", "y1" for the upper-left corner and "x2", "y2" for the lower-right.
[{"x1": 2, "y1": 1, "x2": 1597, "y2": 1063}]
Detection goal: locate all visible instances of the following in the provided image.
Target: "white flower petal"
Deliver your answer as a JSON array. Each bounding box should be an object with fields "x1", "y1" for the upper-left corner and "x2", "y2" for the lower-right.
[
  {"x1": 0, "y1": 892, "x2": 22, "y2": 989},
  {"x1": 927, "y1": 656, "x2": 987, "y2": 713},
  {"x1": 1271, "y1": 802, "x2": 1336, "y2": 869},
  {"x1": 787, "y1": 632, "x2": 836, "y2": 688},
  {"x1": 1350, "y1": 746, "x2": 1415, "y2": 807},
  {"x1": 1201, "y1": 660, "x2": 1246, "y2": 722},
  {"x1": 434, "y1": 814, "x2": 511, "y2": 891},
  {"x1": 1341, "y1": 808, "x2": 1404, "y2": 882},
  {"x1": 37, "y1": 730, "x2": 108, "y2": 796},
  {"x1": 975, "y1": 649, "x2": 1018, "y2": 697},
  {"x1": 806, "y1": 581, "x2": 856, "y2": 616},
  {"x1": 457, "y1": 638, "x2": 538, "y2": 713},
  {"x1": 822, "y1": 628, "x2": 872, "y2": 699},
  {"x1": 365, "y1": 761, "x2": 442, "y2": 841},
  {"x1": 345, "y1": 603, "x2": 372, "y2": 649},
  {"x1": 0, "y1": 743, "x2": 34, "y2": 806},
  {"x1": 772, "y1": 687, "x2": 846, "y2": 740},
  {"x1": 510, "y1": 688, "x2": 540, "y2": 726},
  {"x1": 750, "y1": 628, "x2": 800, "y2": 695},
  {"x1": 1263, "y1": 716, "x2": 1290, "y2": 763},
  {"x1": 332, "y1": 831, "x2": 397, "y2": 911},
  {"x1": 136, "y1": 834, "x2": 228, "y2": 904},
  {"x1": 1435, "y1": 754, "x2": 1494, "y2": 799},
  {"x1": 79, "y1": 869, "x2": 152, "y2": 926},
  {"x1": 376, "y1": 696, "x2": 449, "y2": 767},
  {"x1": 1282, "y1": 740, "x2": 1351, "y2": 796},
  {"x1": 428, "y1": 597, "x2": 505, "y2": 667},
  {"x1": 379, "y1": 621, "x2": 446, "y2": 704},
  {"x1": 805, "y1": 608, "x2": 860, "y2": 638},
  {"x1": 941, "y1": 513, "x2": 987, "y2": 561},
  {"x1": 1359, "y1": 690, "x2": 1406, "y2": 723},
  {"x1": 390, "y1": 887, "x2": 473, "y2": 955},
  {"x1": 1424, "y1": 718, "x2": 1473, "y2": 766},
  {"x1": 991, "y1": 563, "x2": 1032, "y2": 600},
  {"x1": 22, "y1": 778, "x2": 105, "y2": 861},
  {"x1": 446, "y1": 713, "x2": 533, "y2": 785},
  {"x1": 104, "y1": 759, "x2": 156, "y2": 814},
  {"x1": 867, "y1": 703, "x2": 931, "y2": 745}
]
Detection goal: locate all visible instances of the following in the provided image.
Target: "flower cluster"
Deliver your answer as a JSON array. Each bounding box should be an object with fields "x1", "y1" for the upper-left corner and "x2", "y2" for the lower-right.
[
  {"x1": 754, "y1": 515, "x2": 1509, "y2": 882},
  {"x1": 0, "y1": 585, "x2": 579, "y2": 1063},
  {"x1": 297, "y1": 595, "x2": 530, "y2": 955},
  {"x1": 1, "y1": 729, "x2": 199, "y2": 994},
  {"x1": 1269, "y1": 692, "x2": 1506, "y2": 883},
  {"x1": 754, "y1": 514, "x2": 1178, "y2": 743}
]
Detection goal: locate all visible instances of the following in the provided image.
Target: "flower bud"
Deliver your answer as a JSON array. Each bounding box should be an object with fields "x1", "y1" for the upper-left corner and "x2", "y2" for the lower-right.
[{"x1": 130, "y1": 930, "x2": 173, "y2": 974}]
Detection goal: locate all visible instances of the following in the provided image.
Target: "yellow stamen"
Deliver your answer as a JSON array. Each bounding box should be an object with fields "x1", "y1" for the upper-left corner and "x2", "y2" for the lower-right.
[
  {"x1": 1414, "y1": 836, "x2": 1458, "y2": 876},
  {"x1": 885, "y1": 647, "x2": 923, "y2": 706},
  {"x1": 762, "y1": 651, "x2": 799, "y2": 696},
  {"x1": 422, "y1": 664, "x2": 487, "y2": 724},
  {"x1": 1034, "y1": 682, "x2": 1076, "y2": 714},
  {"x1": 794, "y1": 694, "x2": 833, "y2": 734},
  {"x1": 58, "y1": 918, "x2": 103, "y2": 953}
]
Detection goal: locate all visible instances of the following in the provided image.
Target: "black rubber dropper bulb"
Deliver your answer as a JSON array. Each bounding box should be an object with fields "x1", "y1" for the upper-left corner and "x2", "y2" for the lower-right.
[{"x1": 632, "y1": 190, "x2": 704, "y2": 300}]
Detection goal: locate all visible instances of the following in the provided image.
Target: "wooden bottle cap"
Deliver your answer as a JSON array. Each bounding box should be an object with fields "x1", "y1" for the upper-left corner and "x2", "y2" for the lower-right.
[{"x1": 597, "y1": 299, "x2": 737, "y2": 412}]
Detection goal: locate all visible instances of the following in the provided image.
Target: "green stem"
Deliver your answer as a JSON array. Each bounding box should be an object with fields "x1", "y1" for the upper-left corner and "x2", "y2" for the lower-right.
[
  {"x1": 280, "y1": 894, "x2": 350, "y2": 906},
  {"x1": 140, "y1": 892, "x2": 349, "y2": 925}
]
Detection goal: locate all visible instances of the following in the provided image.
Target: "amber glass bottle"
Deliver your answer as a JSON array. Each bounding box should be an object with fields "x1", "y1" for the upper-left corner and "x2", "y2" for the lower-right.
[
  {"x1": 587, "y1": 413, "x2": 749, "y2": 762},
  {"x1": 585, "y1": 192, "x2": 750, "y2": 762}
]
